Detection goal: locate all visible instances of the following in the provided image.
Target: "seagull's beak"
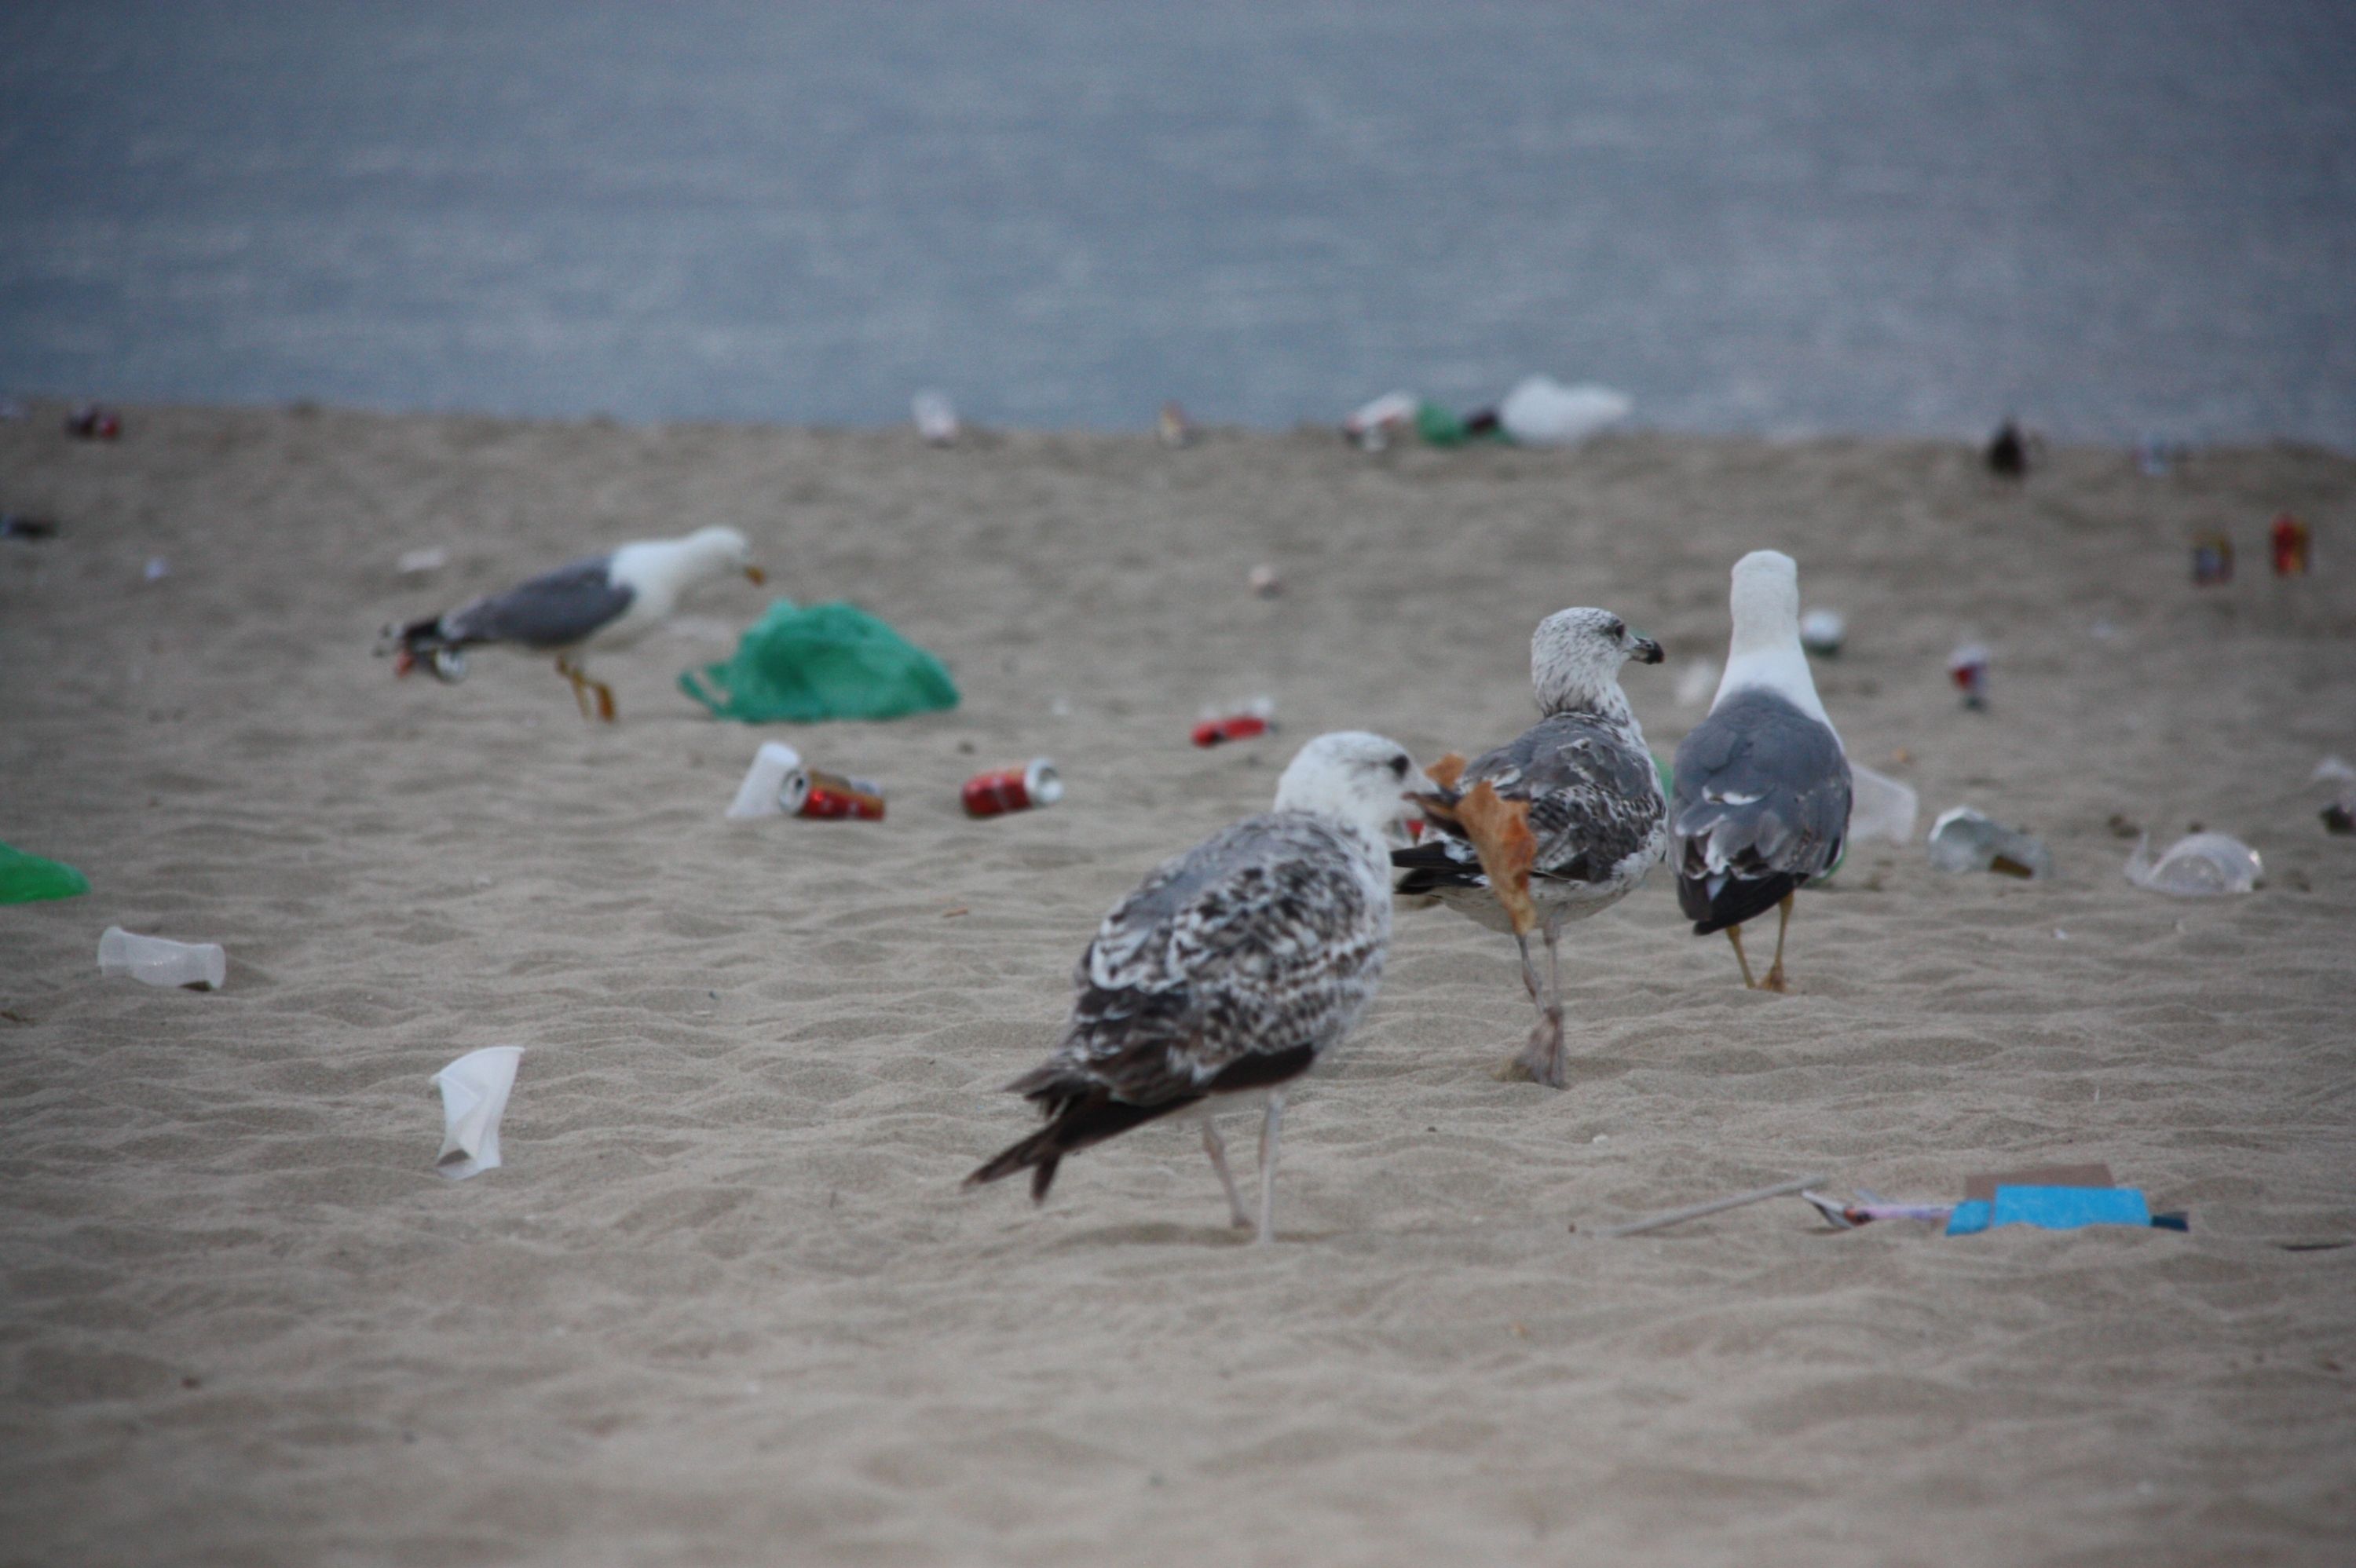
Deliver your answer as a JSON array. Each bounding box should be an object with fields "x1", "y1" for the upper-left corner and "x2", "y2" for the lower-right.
[
  {"x1": 743, "y1": 565, "x2": 767, "y2": 585},
  {"x1": 1630, "y1": 635, "x2": 1664, "y2": 665}
]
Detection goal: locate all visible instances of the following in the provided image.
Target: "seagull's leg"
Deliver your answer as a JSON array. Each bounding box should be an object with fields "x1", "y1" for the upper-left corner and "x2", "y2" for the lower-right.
[
  {"x1": 1512, "y1": 912, "x2": 1570, "y2": 1087},
  {"x1": 588, "y1": 673, "x2": 618, "y2": 723},
  {"x1": 1497, "y1": 932, "x2": 1552, "y2": 1080},
  {"x1": 1762, "y1": 894, "x2": 1794, "y2": 992},
  {"x1": 1725, "y1": 923, "x2": 1758, "y2": 989},
  {"x1": 1202, "y1": 1118, "x2": 1252, "y2": 1230},
  {"x1": 557, "y1": 656, "x2": 595, "y2": 720},
  {"x1": 1254, "y1": 1091, "x2": 1286, "y2": 1246}
]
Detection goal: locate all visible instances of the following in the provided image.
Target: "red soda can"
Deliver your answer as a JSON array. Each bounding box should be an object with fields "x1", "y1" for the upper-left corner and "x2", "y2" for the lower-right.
[
  {"x1": 2270, "y1": 513, "x2": 2310, "y2": 576},
  {"x1": 796, "y1": 769, "x2": 886, "y2": 821},
  {"x1": 961, "y1": 758, "x2": 1063, "y2": 817},
  {"x1": 1192, "y1": 714, "x2": 1270, "y2": 747}
]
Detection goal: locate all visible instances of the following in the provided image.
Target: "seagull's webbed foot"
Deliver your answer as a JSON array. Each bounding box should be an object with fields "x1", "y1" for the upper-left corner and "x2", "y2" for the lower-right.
[{"x1": 1502, "y1": 1003, "x2": 1568, "y2": 1087}]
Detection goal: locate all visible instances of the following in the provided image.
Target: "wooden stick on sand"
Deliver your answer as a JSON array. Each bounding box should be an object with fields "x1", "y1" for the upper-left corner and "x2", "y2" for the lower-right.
[{"x1": 1590, "y1": 1175, "x2": 1830, "y2": 1238}]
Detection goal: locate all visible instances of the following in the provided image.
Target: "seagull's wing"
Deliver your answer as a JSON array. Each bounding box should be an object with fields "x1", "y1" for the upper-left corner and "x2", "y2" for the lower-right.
[
  {"x1": 1670, "y1": 689, "x2": 1852, "y2": 932},
  {"x1": 968, "y1": 812, "x2": 1386, "y2": 1198},
  {"x1": 1395, "y1": 713, "x2": 1664, "y2": 891},
  {"x1": 437, "y1": 556, "x2": 634, "y2": 649},
  {"x1": 1024, "y1": 812, "x2": 1385, "y2": 1106}
]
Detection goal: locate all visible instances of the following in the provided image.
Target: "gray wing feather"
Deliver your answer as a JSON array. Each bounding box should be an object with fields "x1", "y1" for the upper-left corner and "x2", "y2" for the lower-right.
[
  {"x1": 1670, "y1": 689, "x2": 1852, "y2": 879},
  {"x1": 1031, "y1": 812, "x2": 1387, "y2": 1106},
  {"x1": 1458, "y1": 713, "x2": 1666, "y2": 883},
  {"x1": 441, "y1": 557, "x2": 633, "y2": 649}
]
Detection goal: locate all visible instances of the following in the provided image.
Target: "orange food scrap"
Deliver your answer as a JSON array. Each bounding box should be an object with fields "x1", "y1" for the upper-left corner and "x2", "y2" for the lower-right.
[{"x1": 1454, "y1": 780, "x2": 1538, "y2": 935}]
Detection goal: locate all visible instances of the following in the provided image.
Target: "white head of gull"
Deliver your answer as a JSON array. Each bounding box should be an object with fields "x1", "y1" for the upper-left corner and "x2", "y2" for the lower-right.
[{"x1": 968, "y1": 730, "x2": 1422, "y2": 1244}]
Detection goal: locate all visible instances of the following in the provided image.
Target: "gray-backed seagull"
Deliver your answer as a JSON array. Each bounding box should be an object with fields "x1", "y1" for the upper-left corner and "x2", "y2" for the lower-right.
[
  {"x1": 1670, "y1": 550, "x2": 1853, "y2": 990},
  {"x1": 379, "y1": 525, "x2": 764, "y2": 721}
]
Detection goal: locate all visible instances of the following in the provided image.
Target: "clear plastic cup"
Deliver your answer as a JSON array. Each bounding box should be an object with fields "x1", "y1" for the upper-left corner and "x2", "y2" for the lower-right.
[
  {"x1": 98, "y1": 927, "x2": 227, "y2": 990},
  {"x1": 1926, "y1": 808, "x2": 2053, "y2": 879}
]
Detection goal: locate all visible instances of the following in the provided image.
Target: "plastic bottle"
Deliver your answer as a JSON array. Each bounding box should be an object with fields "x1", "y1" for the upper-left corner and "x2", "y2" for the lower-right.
[
  {"x1": 1926, "y1": 808, "x2": 2053, "y2": 879},
  {"x1": 98, "y1": 927, "x2": 227, "y2": 989}
]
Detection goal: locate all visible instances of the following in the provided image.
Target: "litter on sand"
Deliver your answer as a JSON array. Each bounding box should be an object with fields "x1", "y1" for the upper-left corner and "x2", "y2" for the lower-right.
[
  {"x1": 432, "y1": 1047, "x2": 523, "y2": 1180},
  {"x1": 680, "y1": 600, "x2": 960, "y2": 724},
  {"x1": 725, "y1": 741, "x2": 807, "y2": 820},
  {"x1": 2124, "y1": 832, "x2": 2262, "y2": 896},
  {"x1": 1846, "y1": 764, "x2": 1919, "y2": 846},
  {"x1": 97, "y1": 927, "x2": 225, "y2": 990},
  {"x1": 1926, "y1": 806, "x2": 2053, "y2": 879},
  {"x1": 1588, "y1": 1175, "x2": 1827, "y2": 1237},
  {"x1": 1802, "y1": 1164, "x2": 2189, "y2": 1236},
  {"x1": 0, "y1": 839, "x2": 89, "y2": 904}
]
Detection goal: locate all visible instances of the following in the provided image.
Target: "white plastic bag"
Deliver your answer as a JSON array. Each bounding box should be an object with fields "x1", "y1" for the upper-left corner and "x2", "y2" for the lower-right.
[{"x1": 1496, "y1": 376, "x2": 1631, "y2": 445}]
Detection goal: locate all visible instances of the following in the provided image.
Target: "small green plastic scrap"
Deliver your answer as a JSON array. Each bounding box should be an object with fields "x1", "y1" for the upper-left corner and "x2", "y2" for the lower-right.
[{"x1": 0, "y1": 840, "x2": 90, "y2": 904}]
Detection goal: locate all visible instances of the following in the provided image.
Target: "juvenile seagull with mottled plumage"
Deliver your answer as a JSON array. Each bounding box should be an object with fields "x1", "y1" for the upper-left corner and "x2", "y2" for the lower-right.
[
  {"x1": 1672, "y1": 550, "x2": 1853, "y2": 991},
  {"x1": 967, "y1": 732, "x2": 1423, "y2": 1245},
  {"x1": 1392, "y1": 608, "x2": 1667, "y2": 1087}
]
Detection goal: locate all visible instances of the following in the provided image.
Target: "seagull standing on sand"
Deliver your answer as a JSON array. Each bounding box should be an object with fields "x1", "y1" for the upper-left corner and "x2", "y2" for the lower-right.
[
  {"x1": 967, "y1": 732, "x2": 1423, "y2": 1245},
  {"x1": 1392, "y1": 609, "x2": 1666, "y2": 1087},
  {"x1": 379, "y1": 526, "x2": 765, "y2": 721},
  {"x1": 1671, "y1": 550, "x2": 1853, "y2": 990}
]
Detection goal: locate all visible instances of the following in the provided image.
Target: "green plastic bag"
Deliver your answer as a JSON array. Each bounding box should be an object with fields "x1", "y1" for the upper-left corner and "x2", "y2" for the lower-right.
[
  {"x1": 680, "y1": 600, "x2": 960, "y2": 724},
  {"x1": 0, "y1": 840, "x2": 90, "y2": 904}
]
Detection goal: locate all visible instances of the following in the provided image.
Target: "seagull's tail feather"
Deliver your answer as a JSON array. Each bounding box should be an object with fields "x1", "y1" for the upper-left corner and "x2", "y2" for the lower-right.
[
  {"x1": 964, "y1": 1087, "x2": 1198, "y2": 1203},
  {"x1": 1679, "y1": 868, "x2": 1802, "y2": 934}
]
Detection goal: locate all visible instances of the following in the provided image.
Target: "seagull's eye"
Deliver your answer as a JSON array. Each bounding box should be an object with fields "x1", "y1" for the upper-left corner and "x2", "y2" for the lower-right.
[
  {"x1": 1606, "y1": 619, "x2": 1625, "y2": 638},
  {"x1": 1388, "y1": 755, "x2": 1410, "y2": 778}
]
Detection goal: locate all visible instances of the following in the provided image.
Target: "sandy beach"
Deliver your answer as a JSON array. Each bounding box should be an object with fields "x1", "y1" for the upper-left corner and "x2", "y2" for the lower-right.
[{"x1": 2, "y1": 404, "x2": 2351, "y2": 1566}]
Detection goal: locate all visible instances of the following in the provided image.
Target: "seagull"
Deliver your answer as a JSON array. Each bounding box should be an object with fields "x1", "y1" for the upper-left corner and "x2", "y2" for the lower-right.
[
  {"x1": 966, "y1": 731, "x2": 1422, "y2": 1245},
  {"x1": 1392, "y1": 609, "x2": 1666, "y2": 1087},
  {"x1": 1670, "y1": 550, "x2": 1853, "y2": 991},
  {"x1": 378, "y1": 526, "x2": 765, "y2": 721}
]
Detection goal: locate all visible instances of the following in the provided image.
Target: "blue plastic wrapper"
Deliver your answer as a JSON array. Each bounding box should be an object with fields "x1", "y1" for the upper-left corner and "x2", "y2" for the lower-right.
[{"x1": 1946, "y1": 1186, "x2": 2153, "y2": 1236}]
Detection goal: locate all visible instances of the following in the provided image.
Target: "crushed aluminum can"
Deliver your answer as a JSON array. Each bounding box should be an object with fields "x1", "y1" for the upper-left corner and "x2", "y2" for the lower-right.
[
  {"x1": 1192, "y1": 714, "x2": 1271, "y2": 747},
  {"x1": 961, "y1": 758, "x2": 1063, "y2": 817},
  {"x1": 1948, "y1": 643, "x2": 1989, "y2": 710},
  {"x1": 798, "y1": 769, "x2": 886, "y2": 821}
]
